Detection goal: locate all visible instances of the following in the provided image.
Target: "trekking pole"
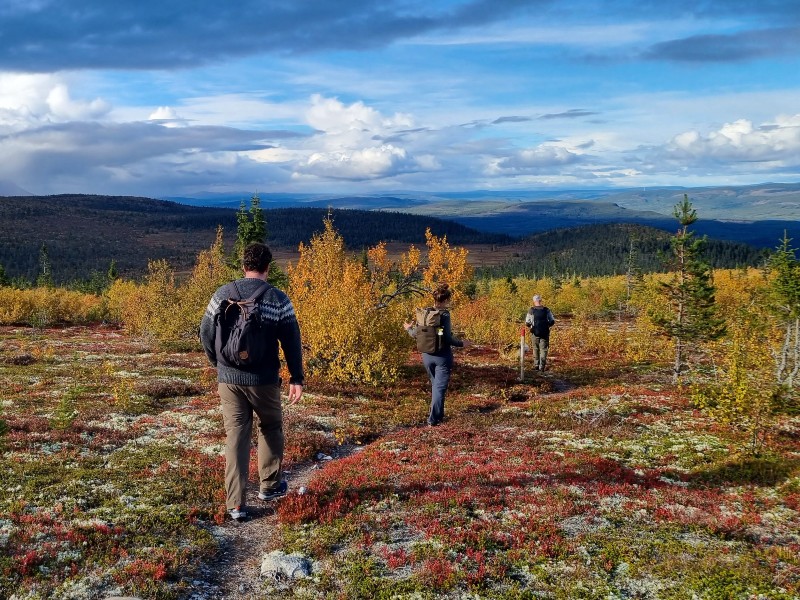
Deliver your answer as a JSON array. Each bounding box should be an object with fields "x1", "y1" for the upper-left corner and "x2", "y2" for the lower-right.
[{"x1": 518, "y1": 326, "x2": 526, "y2": 381}]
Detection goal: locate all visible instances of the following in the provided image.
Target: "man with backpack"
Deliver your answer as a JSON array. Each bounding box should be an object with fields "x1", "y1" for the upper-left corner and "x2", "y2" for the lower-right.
[
  {"x1": 200, "y1": 243, "x2": 304, "y2": 522},
  {"x1": 525, "y1": 294, "x2": 556, "y2": 371}
]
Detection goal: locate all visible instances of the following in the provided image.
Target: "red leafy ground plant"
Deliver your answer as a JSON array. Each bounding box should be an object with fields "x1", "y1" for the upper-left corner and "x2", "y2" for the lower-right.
[
  {"x1": 0, "y1": 323, "x2": 345, "y2": 599},
  {"x1": 3, "y1": 321, "x2": 799, "y2": 599},
  {"x1": 276, "y1": 399, "x2": 800, "y2": 598}
]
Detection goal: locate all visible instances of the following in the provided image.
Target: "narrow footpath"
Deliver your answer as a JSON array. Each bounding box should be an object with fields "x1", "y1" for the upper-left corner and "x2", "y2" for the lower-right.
[
  {"x1": 182, "y1": 445, "x2": 358, "y2": 600},
  {"x1": 180, "y1": 366, "x2": 578, "y2": 599}
]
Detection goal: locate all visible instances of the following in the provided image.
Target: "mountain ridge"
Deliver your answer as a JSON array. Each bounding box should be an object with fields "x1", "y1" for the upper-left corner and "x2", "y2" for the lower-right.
[
  {"x1": 0, "y1": 191, "x2": 793, "y2": 284},
  {"x1": 162, "y1": 181, "x2": 800, "y2": 222},
  {"x1": 0, "y1": 195, "x2": 507, "y2": 283}
]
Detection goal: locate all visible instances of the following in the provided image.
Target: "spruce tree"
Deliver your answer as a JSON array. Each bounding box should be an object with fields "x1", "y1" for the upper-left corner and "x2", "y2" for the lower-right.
[
  {"x1": 0, "y1": 263, "x2": 9, "y2": 287},
  {"x1": 107, "y1": 259, "x2": 119, "y2": 282},
  {"x1": 232, "y1": 193, "x2": 287, "y2": 287},
  {"x1": 37, "y1": 243, "x2": 54, "y2": 288},
  {"x1": 625, "y1": 236, "x2": 643, "y2": 308},
  {"x1": 0, "y1": 418, "x2": 8, "y2": 451},
  {"x1": 51, "y1": 386, "x2": 82, "y2": 430},
  {"x1": 767, "y1": 232, "x2": 800, "y2": 388},
  {"x1": 654, "y1": 195, "x2": 726, "y2": 381},
  {"x1": 233, "y1": 193, "x2": 267, "y2": 265},
  {"x1": 505, "y1": 275, "x2": 518, "y2": 295}
]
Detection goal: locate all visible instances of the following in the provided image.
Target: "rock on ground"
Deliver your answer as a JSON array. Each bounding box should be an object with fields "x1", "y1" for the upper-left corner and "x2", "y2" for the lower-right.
[{"x1": 260, "y1": 551, "x2": 313, "y2": 580}]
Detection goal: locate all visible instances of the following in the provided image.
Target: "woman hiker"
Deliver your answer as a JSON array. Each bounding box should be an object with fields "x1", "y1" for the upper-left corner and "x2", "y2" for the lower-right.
[{"x1": 404, "y1": 283, "x2": 472, "y2": 426}]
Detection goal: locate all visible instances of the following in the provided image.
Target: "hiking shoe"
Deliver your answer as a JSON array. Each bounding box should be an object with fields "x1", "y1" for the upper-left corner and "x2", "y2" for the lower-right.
[
  {"x1": 258, "y1": 480, "x2": 288, "y2": 501},
  {"x1": 228, "y1": 506, "x2": 248, "y2": 521}
]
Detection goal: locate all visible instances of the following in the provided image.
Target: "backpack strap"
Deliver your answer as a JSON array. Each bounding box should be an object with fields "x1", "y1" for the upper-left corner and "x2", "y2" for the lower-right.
[
  {"x1": 223, "y1": 281, "x2": 271, "y2": 319},
  {"x1": 225, "y1": 281, "x2": 271, "y2": 302},
  {"x1": 243, "y1": 281, "x2": 271, "y2": 303}
]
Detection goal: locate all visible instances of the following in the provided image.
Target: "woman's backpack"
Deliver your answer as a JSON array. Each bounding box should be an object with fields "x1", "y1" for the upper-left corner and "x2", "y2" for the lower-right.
[{"x1": 415, "y1": 307, "x2": 444, "y2": 353}]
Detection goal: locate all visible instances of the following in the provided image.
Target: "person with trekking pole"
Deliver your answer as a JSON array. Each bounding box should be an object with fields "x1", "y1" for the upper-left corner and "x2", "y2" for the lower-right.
[{"x1": 525, "y1": 294, "x2": 555, "y2": 371}]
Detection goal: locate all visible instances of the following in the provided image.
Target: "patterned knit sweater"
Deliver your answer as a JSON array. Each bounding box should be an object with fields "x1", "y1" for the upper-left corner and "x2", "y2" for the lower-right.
[{"x1": 200, "y1": 278, "x2": 304, "y2": 386}]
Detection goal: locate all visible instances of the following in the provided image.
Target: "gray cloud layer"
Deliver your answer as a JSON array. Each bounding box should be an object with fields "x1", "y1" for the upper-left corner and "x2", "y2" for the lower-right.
[
  {"x1": 645, "y1": 26, "x2": 800, "y2": 62},
  {"x1": 0, "y1": 0, "x2": 546, "y2": 72},
  {"x1": 539, "y1": 110, "x2": 598, "y2": 120},
  {"x1": 0, "y1": 121, "x2": 306, "y2": 192},
  {"x1": 2, "y1": 0, "x2": 799, "y2": 72}
]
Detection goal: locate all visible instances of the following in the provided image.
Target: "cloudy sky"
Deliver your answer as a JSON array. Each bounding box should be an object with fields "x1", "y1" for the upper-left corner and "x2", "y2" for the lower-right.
[{"x1": 1, "y1": 0, "x2": 799, "y2": 197}]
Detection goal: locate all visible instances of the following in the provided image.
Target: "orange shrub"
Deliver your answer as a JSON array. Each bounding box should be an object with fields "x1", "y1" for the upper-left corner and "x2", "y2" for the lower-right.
[
  {"x1": 456, "y1": 296, "x2": 519, "y2": 347},
  {"x1": 106, "y1": 230, "x2": 233, "y2": 348},
  {"x1": 287, "y1": 220, "x2": 476, "y2": 383},
  {"x1": 549, "y1": 276, "x2": 628, "y2": 318},
  {"x1": 0, "y1": 287, "x2": 105, "y2": 325},
  {"x1": 455, "y1": 278, "x2": 527, "y2": 348},
  {"x1": 623, "y1": 312, "x2": 671, "y2": 363},
  {"x1": 106, "y1": 279, "x2": 143, "y2": 326},
  {"x1": 288, "y1": 219, "x2": 409, "y2": 384},
  {"x1": 555, "y1": 316, "x2": 623, "y2": 357},
  {"x1": 421, "y1": 228, "x2": 473, "y2": 303},
  {"x1": 108, "y1": 259, "x2": 179, "y2": 342},
  {"x1": 712, "y1": 267, "x2": 768, "y2": 321},
  {"x1": 455, "y1": 275, "x2": 630, "y2": 350}
]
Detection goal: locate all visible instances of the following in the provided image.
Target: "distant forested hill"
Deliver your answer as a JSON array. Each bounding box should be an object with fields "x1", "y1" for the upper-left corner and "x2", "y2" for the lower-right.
[
  {"x1": 262, "y1": 207, "x2": 510, "y2": 247},
  {"x1": 483, "y1": 223, "x2": 768, "y2": 278},
  {"x1": 0, "y1": 195, "x2": 510, "y2": 284}
]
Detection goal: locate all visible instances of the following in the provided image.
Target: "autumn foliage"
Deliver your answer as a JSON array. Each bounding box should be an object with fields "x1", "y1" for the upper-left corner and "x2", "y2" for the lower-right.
[
  {"x1": 106, "y1": 227, "x2": 233, "y2": 348},
  {"x1": 287, "y1": 219, "x2": 409, "y2": 384},
  {"x1": 287, "y1": 219, "x2": 473, "y2": 383},
  {"x1": 0, "y1": 287, "x2": 104, "y2": 326}
]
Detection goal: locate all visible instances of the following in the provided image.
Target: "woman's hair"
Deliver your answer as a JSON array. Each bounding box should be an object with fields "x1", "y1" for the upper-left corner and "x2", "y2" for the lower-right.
[{"x1": 432, "y1": 283, "x2": 452, "y2": 304}]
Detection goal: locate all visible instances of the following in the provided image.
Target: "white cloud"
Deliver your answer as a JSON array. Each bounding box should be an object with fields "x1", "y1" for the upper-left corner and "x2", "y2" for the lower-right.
[
  {"x1": 148, "y1": 106, "x2": 186, "y2": 128},
  {"x1": 306, "y1": 94, "x2": 413, "y2": 136},
  {"x1": 412, "y1": 22, "x2": 654, "y2": 47},
  {"x1": 245, "y1": 146, "x2": 304, "y2": 164},
  {"x1": 667, "y1": 113, "x2": 800, "y2": 163},
  {"x1": 489, "y1": 144, "x2": 583, "y2": 174},
  {"x1": 290, "y1": 95, "x2": 424, "y2": 181},
  {"x1": 300, "y1": 144, "x2": 415, "y2": 180},
  {"x1": 46, "y1": 84, "x2": 109, "y2": 120},
  {"x1": 171, "y1": 94, "x2": 303, "y2": 128},
  {"x1": 0, "y1": 73, "x2": 109, "y2": 132}
]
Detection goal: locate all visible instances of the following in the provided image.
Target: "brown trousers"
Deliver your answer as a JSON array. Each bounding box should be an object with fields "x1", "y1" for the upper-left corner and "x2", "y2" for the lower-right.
[{"x1": 219, "y1": 383, "x2": 283, "y2": 510}]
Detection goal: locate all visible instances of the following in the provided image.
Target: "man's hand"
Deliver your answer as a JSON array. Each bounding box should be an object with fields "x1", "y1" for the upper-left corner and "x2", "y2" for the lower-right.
[{"x1": 287, "y1": 383, "x2": 303, "y2": 405}]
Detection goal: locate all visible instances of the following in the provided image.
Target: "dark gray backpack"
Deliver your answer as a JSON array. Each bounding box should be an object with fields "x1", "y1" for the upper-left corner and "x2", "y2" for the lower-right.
[
  {"x1": 214, "y1": 282, "x2": 271, "y2": 369},
  {"x1": 528, "y1": 306, "x2": 552, "y2": 338}
]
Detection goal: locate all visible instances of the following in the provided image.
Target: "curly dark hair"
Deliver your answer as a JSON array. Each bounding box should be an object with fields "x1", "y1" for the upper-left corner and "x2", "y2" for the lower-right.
[
  {"x1": 432, "y1": 283, "x2": 452, "y2": 304},
  {"x1": 242, "y1": 243, "x2": 273, "y2": 273}
]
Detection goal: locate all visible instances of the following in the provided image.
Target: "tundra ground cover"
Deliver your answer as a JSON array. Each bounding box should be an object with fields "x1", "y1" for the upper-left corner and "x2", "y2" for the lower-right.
[
  {"x1": 1, "y1": 324, "x2": 799, "y2": 599},
  {"x1": 274, "y1": 394, "x2": 800, "y2": 599}
]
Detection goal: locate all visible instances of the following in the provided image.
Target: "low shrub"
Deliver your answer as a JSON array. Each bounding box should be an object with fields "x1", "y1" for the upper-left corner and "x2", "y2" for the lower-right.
[
  {"x1": 0, "y1": 287, "x2": 105, "y2": 325},
  {"x1": 288, "y1": 220, "x2": 411, "y2": 384},
  {"x1": 133, "y1": 379, "x2": 204, "y2": 400},
  {"x1": 556, "y1": 316, "x2": 624, "y2": 357},
  {"x1": 106, "y1": 229, "x2": 233, "y2": 349},
  {"x1": 456, "y1": 296, "x2": 520, "y2": 347}
]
